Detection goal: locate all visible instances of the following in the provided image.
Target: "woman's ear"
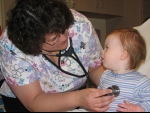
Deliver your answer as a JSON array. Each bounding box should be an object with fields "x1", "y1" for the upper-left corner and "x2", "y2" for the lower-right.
[{"x1": 120, "y1": 50, "x2": 129, "y2": 60}]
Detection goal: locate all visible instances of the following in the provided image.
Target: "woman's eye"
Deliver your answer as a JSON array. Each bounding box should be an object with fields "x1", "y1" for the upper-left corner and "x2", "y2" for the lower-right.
[
  {"x1": 50, "y1": 37, "x2": 57, "y2": 41},
  {"x1": 50, "y1": 34, "x2": 60, "y2": 41}
]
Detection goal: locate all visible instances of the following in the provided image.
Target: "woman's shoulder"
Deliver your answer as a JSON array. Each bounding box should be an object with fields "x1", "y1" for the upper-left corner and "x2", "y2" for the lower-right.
[
  {"x1": 0, "y1": 28, "x2": 12, "y2": 50},
  {"x1": 69, "y1": 9, "x2": 93, "y2": 41},
  {"x1": 70, "y1": 9, "x2": 92, "y2": 26}
]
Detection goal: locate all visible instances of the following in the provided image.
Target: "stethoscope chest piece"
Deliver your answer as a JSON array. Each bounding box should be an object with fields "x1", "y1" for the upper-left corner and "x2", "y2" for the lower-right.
[
  {"x1": 108, "y1": 85, "x2": 120, "y2": 97},
  {"x1": 103, "y1": 85, "x2": 120, "y2": 97}
]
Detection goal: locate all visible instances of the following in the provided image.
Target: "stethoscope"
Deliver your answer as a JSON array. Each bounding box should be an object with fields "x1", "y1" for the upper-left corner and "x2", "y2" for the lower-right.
[
  {"x1": 103, "y1": 85, "x2": 120, "y2": 97},
  {"x1": 42, "y1": 37, "x2": 92, "y2": 88},
  {"x1": 42, "y1": 37, "x2": 120, "y2": 96}
]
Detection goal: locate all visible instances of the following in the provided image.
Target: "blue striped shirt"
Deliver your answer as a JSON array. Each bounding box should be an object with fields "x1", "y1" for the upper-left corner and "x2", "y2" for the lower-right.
[{"x1": 98, "y1": 70, "x2": 150, "y2": 112}]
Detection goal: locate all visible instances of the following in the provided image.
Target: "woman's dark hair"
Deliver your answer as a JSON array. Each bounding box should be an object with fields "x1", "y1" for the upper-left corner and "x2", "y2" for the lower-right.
[{"x1": 7, "y1": 0, "x2": 74, "y2": 55}]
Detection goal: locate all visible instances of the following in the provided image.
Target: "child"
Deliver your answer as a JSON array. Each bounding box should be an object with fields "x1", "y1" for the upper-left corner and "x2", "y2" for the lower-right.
[{"x1": 98, "y1": 28, "x2": 150, "y2": 112}]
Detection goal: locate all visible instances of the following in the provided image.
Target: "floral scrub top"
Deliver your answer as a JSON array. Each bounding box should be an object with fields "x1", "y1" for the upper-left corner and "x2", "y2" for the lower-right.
[{"x1": 0, "y1": 9, "x2": 102, "y2": 98}]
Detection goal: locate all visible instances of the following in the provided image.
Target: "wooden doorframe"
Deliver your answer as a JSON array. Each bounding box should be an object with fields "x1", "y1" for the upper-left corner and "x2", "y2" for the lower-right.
[
  {"x1": 1, "y1": 0, "x2": 5, "y2": 31},
  {"x1": 0, "y1": 0, "x2": 2, "y2": 31}
]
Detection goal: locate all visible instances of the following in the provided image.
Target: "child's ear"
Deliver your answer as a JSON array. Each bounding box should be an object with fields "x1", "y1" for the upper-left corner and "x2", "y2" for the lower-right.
[{"x1": 120, "y1": 50, "x2": 129, "y2": 60}]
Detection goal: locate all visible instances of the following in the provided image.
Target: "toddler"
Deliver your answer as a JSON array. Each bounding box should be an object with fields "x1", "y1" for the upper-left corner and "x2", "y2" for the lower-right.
[{"x1": 98, "y1": 28, "x2": 150, "y2": 112}]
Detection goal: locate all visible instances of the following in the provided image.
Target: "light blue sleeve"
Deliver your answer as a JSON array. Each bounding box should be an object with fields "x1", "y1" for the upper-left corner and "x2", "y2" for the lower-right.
[{"x1": 134, "y1": 76, "x2": 150, "y2": 112}]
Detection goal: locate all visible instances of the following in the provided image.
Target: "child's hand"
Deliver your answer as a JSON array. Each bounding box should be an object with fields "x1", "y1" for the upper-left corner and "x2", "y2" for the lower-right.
[{"x1": 117, "y1": 100, "x2": 144, "y2": 112}]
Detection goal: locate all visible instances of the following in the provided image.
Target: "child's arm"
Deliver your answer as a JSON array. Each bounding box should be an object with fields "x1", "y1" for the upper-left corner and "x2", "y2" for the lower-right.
[{"x1": 117, "y1": 100, "x2": 144, "y2": 112}]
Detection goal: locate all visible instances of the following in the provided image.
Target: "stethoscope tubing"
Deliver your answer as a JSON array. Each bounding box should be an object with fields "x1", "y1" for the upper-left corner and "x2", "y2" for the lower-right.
[{"x1": 42, "y1": 37, "x2": 92, "y2": 87}]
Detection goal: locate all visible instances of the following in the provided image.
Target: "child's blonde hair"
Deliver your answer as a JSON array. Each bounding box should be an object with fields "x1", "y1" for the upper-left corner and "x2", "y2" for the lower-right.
[{"x1": 106, "y1": 28, "x2": 146, "y2": 69}]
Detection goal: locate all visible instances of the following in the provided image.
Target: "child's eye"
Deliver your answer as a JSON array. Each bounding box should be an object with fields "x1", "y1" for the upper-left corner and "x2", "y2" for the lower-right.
[{"x1": 104, "y1": 46, "x2": 109, "y2": 51}]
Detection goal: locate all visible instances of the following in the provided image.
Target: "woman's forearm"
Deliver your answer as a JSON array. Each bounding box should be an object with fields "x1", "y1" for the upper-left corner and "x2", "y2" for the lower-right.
[
  {"x1": 89, "y1": 65, "x2": 106, "y2": 86},
  {"x1": 29, "y1": 90, "x2": 81, "y2": 112},
  {"x1": 9, "y1": 81, "x2": 81, "y2": 112}
]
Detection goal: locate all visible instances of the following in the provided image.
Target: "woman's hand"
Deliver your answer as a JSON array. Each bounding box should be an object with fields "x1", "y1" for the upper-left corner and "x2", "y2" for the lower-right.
[
  {"x1": 78, "y1": 88, "x2": 114, "y2": 112},
  {"x1": 117, "y1": 100, "x2": 144, "y2": 112}
]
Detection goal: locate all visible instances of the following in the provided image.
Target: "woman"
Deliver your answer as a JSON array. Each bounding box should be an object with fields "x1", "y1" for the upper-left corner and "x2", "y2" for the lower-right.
[{"x1": 0, "y1": 0, "x2": 114, "y2": 112}]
